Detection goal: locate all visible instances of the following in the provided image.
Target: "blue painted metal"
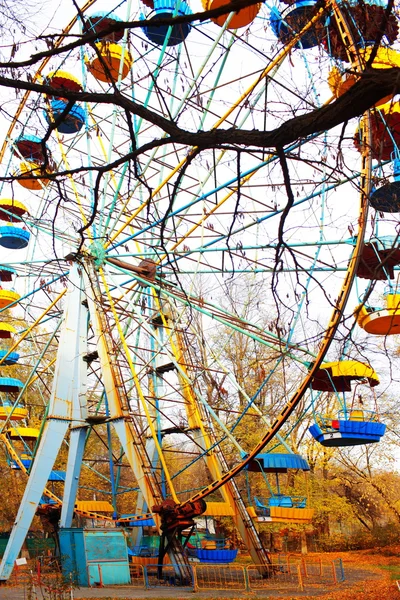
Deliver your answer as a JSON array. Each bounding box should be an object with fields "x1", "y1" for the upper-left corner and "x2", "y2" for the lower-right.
[
  {"x1": 48, "y1": 470, "x2": 66, "y2": 481},
  {"x1": 118, "y1": 515, "x2": 156, "y2": 527},
  {"x1": 196, "y1": 549, "x2": 238, "y2": 563},
  {"x1": 0, "y1": 264, "x2": 85, "y2": 581},
  {"x1": 141, "y1": 0, "x2": 192, "y2": 46},
  {"x1": 0, "y1": 227, "x2": 30, "y2": 249},
  {"x1": 11, "y1": 458, "x2": 32, "y2": 470},
  {"x1": 44, "y1": 101, "x2": 86, "y2": 134},
  {"x1": 246, "y1": 452, "x2": 310, "y2": 472},
  {"x1": 59, "y1": 528, "x2": 130, "y2": 586},
  {"x1": 255, "y1": 495, "x2": 307, "y2": 512}
]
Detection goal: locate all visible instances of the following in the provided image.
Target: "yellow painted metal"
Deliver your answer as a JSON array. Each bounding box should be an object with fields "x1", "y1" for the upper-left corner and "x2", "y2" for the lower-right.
[
  {"x1": 157, "y1": 304, "x2": 269, "y2": 570},
  {"x1": 27, "y1": 357, "x2": 57, "y2": 388},
  {"x1": 202, "y1": 0, "x2": 261, "y2": 29},
  {"x1": 15, "y1": 162, "x2": 52, "y2": 190},
  {"x1": 183, "y1": 102, "x2": 371, "y2": 512},
  {"x1": 1, "y1": 434, "x2": 115, "y2": 521},
  {"x1": 45, "y1": 70, "x2": 82, "y2": 92},
  {"x1": 168, "y1": 170, "x2": 257, "y2": 255},
  {"x1": 349, "y1": 410, "x2": 364, "y2": 421},
  {"x1": 52, "y1": 124, "x2": 91, "y2": 235},
  {"x1": 329, "y1": 47, "x2": 400, "y2": 107},
  {"x1": 7, "y1": 427, "x2": 40, "y2": 439},
  {"x1": 203, "y1": 502, "x2": 235, "y2": 516},
  {"x1": 75, "y1": 500, "x2": 114, "y2": 512},
  {"x1": 0, "y1": 288, "x2": 66, "y2": 368},
  {"x1": 269, "y1": 507, "x2": 314, "y2": 523},
  {"x1": 329, "y1": 0, "x2": 360, "y2": 66},
  {"x1": 0, "y1": 434, "x2": 62, "y2": 506}
]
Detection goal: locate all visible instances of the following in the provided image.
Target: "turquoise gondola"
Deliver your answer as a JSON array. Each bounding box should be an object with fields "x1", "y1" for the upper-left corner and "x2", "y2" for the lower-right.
[
  {"x1": 141, "y1": 0, "x2": 192, "y2": 46},
  {"x1": 84, "y1": 11, "x2": 125, "y2": 42},
  {"x1": 0, "y1": 227, "x2": 30, "y2": 249},
  {"x1": 0, "y1": 378, "x2": 24, "y2": 392},
  {"x1": 13, "y1": 134, "x2": 47, "y2": 164},
  {"x1": 0, "y1": 265, "x2": 16, "y2": 282},
  {"x1": 0, "y1": 350, "x2": 19, "y2": 365}
]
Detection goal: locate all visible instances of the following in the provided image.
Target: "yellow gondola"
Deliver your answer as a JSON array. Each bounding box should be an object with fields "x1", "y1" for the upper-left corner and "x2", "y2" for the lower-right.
[
  {"x1": 328, "y1": 47, "x2": 400, "y2": 107},
  {"x1": 0, "y1": 323, "x2": 16, "y2": 339},
  {"x1": 0, "y1": 406, "x2": 28, "y2": 421},
  {"x1": 15, "y1": 162, "x2": 52, "y2": 190},
  {"x1": 310, "y1": 360, "x2": 379, "y2": 392},
  {"x1": 355, "y1": 294, "x2": 400, "y2": 335},
  {"x1": 87, "y1": 42, "x2": 133, "y2": 82},
  {"x1": 201, "y1": 0, "x2": 261, "y2": 29},
  {"x1": 7, "y1": 427, "x2": 40, "y2": 440},
  {"x1": 44, "y1": 71, "x2": 83, "y2": 95},
  {"x1": 0, "y1": 290, "x2": 20, "y2": 309},
  {"x1": 0, "y1": 199, "x2": 29, "y2": 222}
]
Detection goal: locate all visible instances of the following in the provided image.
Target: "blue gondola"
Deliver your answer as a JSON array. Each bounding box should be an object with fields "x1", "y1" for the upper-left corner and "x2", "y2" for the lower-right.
[
  {"x1": 141, "y1": 0, "x2": 192, "y2": 46},
  {"x1": 270, "y1": 1, "x2": 323, "y2": 49},
  {"x1": 0, "y1": 227, "x2": 30, "y2": 249},
  {"x1": 196, "y1": 548, "x2": 238, "y2": 563},
  {"x1": 44, "y1": 100, "x2": 86, "y2": 134},
  {"x1": 370, "y1": 158, "x2": 400, "y2": 213},
  {"x1": 246, "y1": 452, "x2": 310, "y2": 473},
  {"x1": 246, "y1": 453, "x2": 314, "y2": 523},
  {"x1": 309, "y1": 410, "x2": 386, "y2": 447}
]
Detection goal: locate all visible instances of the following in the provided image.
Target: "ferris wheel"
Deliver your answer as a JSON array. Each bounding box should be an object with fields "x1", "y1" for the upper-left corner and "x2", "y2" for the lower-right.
[{"x1": 0, "y1": 0, "x2": 398, "y2": 582}]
